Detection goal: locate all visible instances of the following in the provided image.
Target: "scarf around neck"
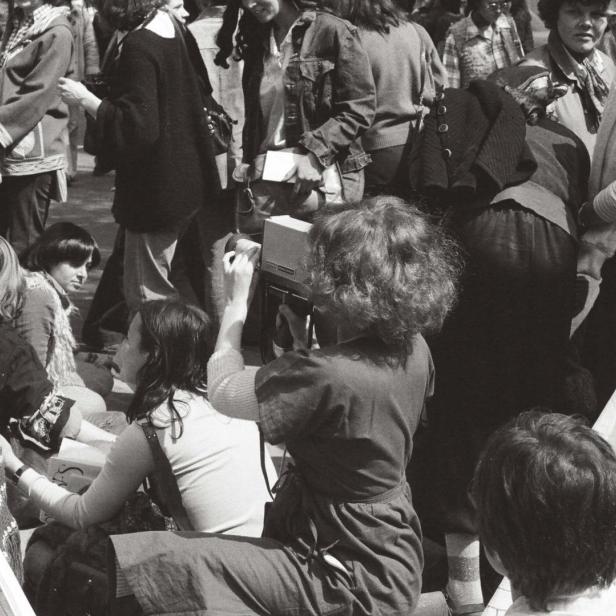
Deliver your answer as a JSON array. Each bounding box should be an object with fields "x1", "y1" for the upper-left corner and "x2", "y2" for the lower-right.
[{"x1": 547, "y1": 29, "x2": 610, "y2": 132}]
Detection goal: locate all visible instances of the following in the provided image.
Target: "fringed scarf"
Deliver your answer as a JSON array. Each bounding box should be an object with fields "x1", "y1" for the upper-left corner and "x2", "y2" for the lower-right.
[{"x1": 547, "y1": 30, "x2": 610, "y2": 132}]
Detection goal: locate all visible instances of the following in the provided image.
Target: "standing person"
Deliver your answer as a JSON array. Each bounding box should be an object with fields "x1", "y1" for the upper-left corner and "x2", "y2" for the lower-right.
[
  {"x1": 520, "y1": 0, "x2": 615, "y2": 158},
  {"x1": 66, "y1": 0, "x2": 99, "y2": 182},
  {"x1": 215, "y1": 0, "x2": 376, "y2": 237},
  {"x1": 323, "y1": 0, "x2": 447, "y2": 196},
  {"x1": 510, "y1": 0, "x2": 534, "y2": 52},
  {"x1": 104, "y1": 196, "x2": 461, "y2": 616},
  {"x1": 0, "y1": 0, "x2": 73, "y2": 256},
  {"x1": 442, "y1": 0, "x2": 525, "y2": 88},
  {"x1": 57, "y1": 0, "x2": 220, "y2": 314}
]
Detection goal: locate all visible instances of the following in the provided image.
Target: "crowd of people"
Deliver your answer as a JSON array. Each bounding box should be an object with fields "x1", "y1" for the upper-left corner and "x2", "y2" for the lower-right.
[{"x1": 1, "y1": 0, "x2": 616, "y2": 614}]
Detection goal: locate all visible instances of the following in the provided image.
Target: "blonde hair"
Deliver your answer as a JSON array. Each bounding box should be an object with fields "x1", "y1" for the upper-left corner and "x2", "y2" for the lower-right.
[{"x1": 0, "y1": 237, "x2": 24, "y2": 322}]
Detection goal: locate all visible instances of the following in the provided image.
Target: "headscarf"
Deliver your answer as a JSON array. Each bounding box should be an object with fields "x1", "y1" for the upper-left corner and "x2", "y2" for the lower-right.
[{"x1": 547, "y1": 30, "x2": 610, "y2": 132}]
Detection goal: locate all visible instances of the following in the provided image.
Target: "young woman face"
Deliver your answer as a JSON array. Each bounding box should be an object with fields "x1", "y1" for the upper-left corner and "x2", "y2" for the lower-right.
[
  {"x1": 115, "y1": 313, "x2": 148, "y2": 386},
  {"x1": 557, "y1": 1, "x2": 608, "y2": 57},
  {"x1": 48, "y1": 258, "x2": 91, "y2": 293},
  {"x1": 241, "y1": 0, "x2": 282, "y2": 23},
  {"x1": 167, "y1": 0, "x2": 189, "y2": 24}
]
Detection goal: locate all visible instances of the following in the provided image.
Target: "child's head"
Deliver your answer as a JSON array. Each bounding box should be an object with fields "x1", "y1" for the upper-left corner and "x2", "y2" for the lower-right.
[
  {"x1": 473, "y1": 410, "x2": 616, "y2": 610},
  {"x1": 23, "y1": 222, "x2": 101, "y2": 293},
  {"x1": 122, "y1": 299, "x2": 212, "y2": 432},
  {"x1": 308, "y1": 195, "x2": 461, "y2": 359},
  {"x1": 0, "y1": 237, "x2": 24, "y2": 323}
]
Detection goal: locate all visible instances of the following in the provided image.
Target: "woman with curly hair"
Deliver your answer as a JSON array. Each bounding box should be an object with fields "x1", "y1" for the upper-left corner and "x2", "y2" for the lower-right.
[
  {"x1": 215, "y1": 0, "x2": 375, "y2": 235},
  {"x1": 519, "y1": 0, "x2": 615, "y2": 157},
  {"x1": 321, "y1": 0, "x2": 446, "y2": 196},
  {"x1": 103, "y1": 195, "x2": 461, "y2": 616}
]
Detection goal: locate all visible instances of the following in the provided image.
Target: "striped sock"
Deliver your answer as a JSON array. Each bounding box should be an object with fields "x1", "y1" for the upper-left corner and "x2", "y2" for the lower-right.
[{"x1": 445, "y1": 533, "x2": 484, "y2": 612}]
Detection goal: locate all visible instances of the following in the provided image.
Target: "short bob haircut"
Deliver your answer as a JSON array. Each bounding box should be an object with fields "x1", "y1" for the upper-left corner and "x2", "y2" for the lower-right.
[
  {"x1": 0, "y1": 237, "x2": 24, "y2": 323},
  {"x1": 320, "y1": 0, "x2": 405, "y2": 33},
  {"x1": 472, "y1": 410, "x2": 616, "y2": 611},
  {"x1": 101, "y1": 0, "x2": 165, "y2": 31},
  {"x1": 23, "y1": 222, "x2": 101, "y2": 273},
  {"x1": 308, "y1": 195, "x2": 462, "y2": 360},
  {"x1": 537, "y1": 0, "x2": 609, "y2": 30},
  {"x1": 126, "y1": 299, "x2": 212, "y2": 438}
]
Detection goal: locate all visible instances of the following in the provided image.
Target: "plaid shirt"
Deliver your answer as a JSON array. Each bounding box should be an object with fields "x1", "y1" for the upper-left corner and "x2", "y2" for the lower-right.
[
  {"x1": 442, "y1": 13, "x2": 524, "y2": 88},
  {"x1": 0, "y1": 4, "x2": 64, "y2": 68}
]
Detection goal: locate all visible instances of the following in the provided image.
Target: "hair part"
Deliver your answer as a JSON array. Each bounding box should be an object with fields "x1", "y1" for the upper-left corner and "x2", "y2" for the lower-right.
[
  {"x1": 0, "y1": 238, "x2": 24, "y2": 323},
  {"x1": 308, "y1": 195, "x2": 462, "y2": 360},
  {"x1": 472, "y1": 410, "x2": 616, "y2": 610},
  {"x1": 537, "y1": 0, "x2": 609, "y2": 30},
  {"x1": 320, "y1": 0, "x2": 405, "y2": 33},
  {"x1": 22, "y1": 222, "x2": 101, "y2": 273},
  {"x1": 126, "y1": 299, "x2": 213, "y2": 437}
]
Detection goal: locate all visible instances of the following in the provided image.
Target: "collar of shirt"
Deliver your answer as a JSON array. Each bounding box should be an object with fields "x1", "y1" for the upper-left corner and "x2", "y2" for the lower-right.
[
  {"x1": 463, "y1": 12, "x2": 511, "y2": 42},
  {"x1": 557, "y1": 45, "x2": 606, "y2": 88}
]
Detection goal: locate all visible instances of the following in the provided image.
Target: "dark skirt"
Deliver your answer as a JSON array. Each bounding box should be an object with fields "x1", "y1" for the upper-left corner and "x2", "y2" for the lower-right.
[{"x1": 410, "y1": 201, "x2": 577, "y2": 535}]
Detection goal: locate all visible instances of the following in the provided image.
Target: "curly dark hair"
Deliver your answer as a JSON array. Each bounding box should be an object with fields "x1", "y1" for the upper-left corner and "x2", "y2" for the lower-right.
[
  {"x1": 473, "y1": 410, "x2": 616, "y2": 611},
  {"x1": 320, "y1": 0, "x2": 405, "y2": 33},
  {"x1": 126, "y1": 300, "x2": 212, "y2": 438},
  {"x1": 537, "y1": 0, "x2": 609, "y2": 30},
  {"x1": 215, "y1": 0, "x2": 318, "y2": 67},
  {"x1": 308, "y1": 195, "x2": 462, "y2": 359},
  {"x1": 101, "y1": 0, "x2": 165, "y2": 31}
]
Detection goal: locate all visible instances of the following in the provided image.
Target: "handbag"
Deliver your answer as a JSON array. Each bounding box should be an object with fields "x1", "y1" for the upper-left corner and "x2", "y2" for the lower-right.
[{"x1": 234, "y1": 149, "x2": 344, "y2": 239}]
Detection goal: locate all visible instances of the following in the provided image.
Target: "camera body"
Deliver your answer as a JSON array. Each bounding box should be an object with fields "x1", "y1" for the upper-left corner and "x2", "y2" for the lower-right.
[{"x1": 260, "y1": 215, "x2": 312, "y2": 301}]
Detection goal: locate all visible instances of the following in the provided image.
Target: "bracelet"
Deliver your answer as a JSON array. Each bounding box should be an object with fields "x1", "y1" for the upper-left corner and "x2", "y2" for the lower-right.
[{"x1": 6, "y1": 464, "x2": 27, "y2": 486}]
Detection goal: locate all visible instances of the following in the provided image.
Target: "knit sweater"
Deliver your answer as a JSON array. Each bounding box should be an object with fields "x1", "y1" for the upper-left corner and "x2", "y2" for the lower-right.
[
  {"x1": 94, "y1": 17, "x2": 220, "y2": 232},
  {"x1": 359, "y1": 21, "x2": 446, "y2": 152}
]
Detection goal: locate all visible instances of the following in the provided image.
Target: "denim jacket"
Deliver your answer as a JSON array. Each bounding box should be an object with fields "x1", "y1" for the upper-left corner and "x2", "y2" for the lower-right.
[{"x1": 242, "y1": 10, "x2": 376, "y2": 173}]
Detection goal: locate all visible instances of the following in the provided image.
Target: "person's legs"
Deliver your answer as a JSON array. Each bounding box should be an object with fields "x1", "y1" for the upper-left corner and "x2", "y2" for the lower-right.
[
  {"x1": 123, "y1": 227, "x2": 181, "y2": 314},
  {"x1": 66, "y1": 106, "x2": 82, "y2": 180},
  {"x1": 60, "y1": 384, "x2": 107, "y2": 417},
  {"x1": 0, "y1": 173, "x2": 53, "y2": 256}
]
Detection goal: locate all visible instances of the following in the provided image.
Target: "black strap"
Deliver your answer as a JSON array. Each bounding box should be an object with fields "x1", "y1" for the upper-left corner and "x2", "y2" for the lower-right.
[
  {"x1": 259, "y1": 429, "x2": 275, "y2": 501},
  {"x1": 140, "y1": 422, "x2": 194, "y2": 531}
]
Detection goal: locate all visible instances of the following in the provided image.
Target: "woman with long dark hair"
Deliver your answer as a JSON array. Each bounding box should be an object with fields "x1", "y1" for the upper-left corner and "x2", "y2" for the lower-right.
[
  {"x1": 0, "y1": 299, "x2": 273, "y2": 534},
  {"x1": 322, "y1": 0, "x2": 446, "y2": 195},
  {"x1": 215, "y1": 0, "x2": 376, "y2": 236},
  {"x1": 103, "y1": 196, "x2": 461, "y2": 616}
]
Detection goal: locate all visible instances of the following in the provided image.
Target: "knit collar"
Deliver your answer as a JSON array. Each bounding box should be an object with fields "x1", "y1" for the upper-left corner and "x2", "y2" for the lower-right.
[
  {"x1": 41, "y1": 271, "x2": 72, "y2": 312},
  {"x1": 463, "y1": 12, "x2": 511, "y2": 41}
]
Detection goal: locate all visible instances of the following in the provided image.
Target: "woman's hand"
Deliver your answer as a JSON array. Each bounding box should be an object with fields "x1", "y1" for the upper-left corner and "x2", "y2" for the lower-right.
[
  {"x1": 58, "y1": 77, "x2": 90, "y2": 106},
  {"x1": 293, "y1": 152, "x2": 323, "y2": 196},
  {"x1": 0, "y1": 433, "x2": 22, "y2": 474},
  {"x1": 277, "y1": 304, "x2": 309, "y2": 351},
  {"x1": 222, "y1": 243, "x2": 261, "y2": 308}
]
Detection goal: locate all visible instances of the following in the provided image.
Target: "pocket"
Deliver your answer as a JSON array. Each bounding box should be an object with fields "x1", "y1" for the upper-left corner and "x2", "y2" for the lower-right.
[
  {"x1": 8, "y1": 124, "x2": 44, "y2": 161},
  {"x1": 298, "y1": 58, "x2": 335, "y2": 116}
]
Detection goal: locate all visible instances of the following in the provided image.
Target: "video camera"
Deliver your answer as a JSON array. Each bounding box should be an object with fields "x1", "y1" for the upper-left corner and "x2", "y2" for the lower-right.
[{"x1": 226, "y1": 216, "x2": 314, "y2": 355}]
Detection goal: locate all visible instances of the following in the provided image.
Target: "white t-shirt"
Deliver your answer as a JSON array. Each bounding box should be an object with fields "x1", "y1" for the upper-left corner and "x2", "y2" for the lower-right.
[{"x1": 20, "y1": 391, "x2": 274, "y2": 536}]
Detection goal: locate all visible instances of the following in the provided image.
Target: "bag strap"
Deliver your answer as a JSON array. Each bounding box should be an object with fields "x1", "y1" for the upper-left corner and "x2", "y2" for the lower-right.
[{"x1": 140, "y1": 422, "x2": 194, "y2": 531}]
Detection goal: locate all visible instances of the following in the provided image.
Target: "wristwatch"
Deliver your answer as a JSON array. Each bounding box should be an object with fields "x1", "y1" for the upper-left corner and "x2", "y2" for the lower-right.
[{"x1": 6, "y1": 464, "x2": 27, "y2": 486}]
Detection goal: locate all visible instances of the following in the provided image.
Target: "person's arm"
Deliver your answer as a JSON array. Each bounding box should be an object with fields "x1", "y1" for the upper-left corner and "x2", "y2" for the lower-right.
[
  {"x1": 1, "y1": 423, "x2": 153, "y2": 529},
  {"x1": 207, "y1": 248, "x2": 261, "y2": 421},
  {"x1": 0, "y1": 25, "x2": 72, "y2": 149},
  {"x1": 441, "y1": 31, "x2": 461, "y2": 88},
  {"x1": 297, "y1": 23, "x2": 376, "y2": 172}
]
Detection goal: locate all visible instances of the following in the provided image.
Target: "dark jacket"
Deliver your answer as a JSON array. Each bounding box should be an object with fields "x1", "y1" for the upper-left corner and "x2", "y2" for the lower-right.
[
  {"x1": 95, "y1": 22, "x2": 220, "y2": 232},
  {"x1": 242, "y1": 10, "x2": 375, "y2": 173}
]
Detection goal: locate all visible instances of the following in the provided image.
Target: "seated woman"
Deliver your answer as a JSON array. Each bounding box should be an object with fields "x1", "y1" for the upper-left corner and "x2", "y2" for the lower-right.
[
  {"x1": 16, "y1": 222, "x2": 112, "y2": 415},
  {"x1": 102, "y1": 196, "x2": 461, "y2": 616},
  {"x1": 0, "y1": 298, "x2": 274, "y2": 534},
  {"x1": 0, "y1": 237, "x2": 115, "y2": 573}
]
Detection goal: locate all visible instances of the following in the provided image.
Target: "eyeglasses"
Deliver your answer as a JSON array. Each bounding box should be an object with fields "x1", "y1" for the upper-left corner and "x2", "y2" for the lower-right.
[{"x1": 485, "y1": 1, "x2": 511, "y2": 9}]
